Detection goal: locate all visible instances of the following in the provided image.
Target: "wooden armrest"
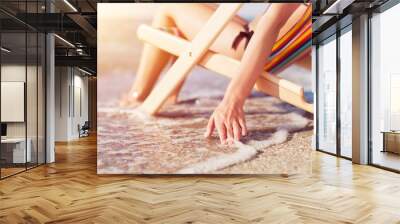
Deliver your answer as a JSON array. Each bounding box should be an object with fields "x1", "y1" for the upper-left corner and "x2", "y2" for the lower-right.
[{"x1": 137, "y1": 24, "x2": 313, "y2": 113}]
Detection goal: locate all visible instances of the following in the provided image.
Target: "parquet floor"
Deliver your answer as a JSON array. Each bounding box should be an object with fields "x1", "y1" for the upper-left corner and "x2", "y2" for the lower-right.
[{"x1": 1, "y1": 135, "x2": 400, "y2": 223}]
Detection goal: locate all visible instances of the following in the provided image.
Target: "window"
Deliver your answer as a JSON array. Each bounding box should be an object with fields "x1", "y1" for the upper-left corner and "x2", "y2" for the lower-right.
[
  {"x1": 339, "y1": 27, "x2": 352, "y2": 158},
  {"x1": 317, "y1": 36, "x2": 337, "y2": 154},
  {"x1": 370, "y1": 2, "x2": 400, "y2": 171}
]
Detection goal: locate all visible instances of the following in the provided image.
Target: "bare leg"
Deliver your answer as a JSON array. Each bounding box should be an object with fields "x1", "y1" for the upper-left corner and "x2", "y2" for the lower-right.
[
  {"x1": 121, "y1": 4, "x2": 248, "y2": 107},
  {"x1": 120, "y1": 8, "x2": 178, "y2": 107},
  {"x1": 123, "y1": 3, "x2": 310, "y2": 106}
]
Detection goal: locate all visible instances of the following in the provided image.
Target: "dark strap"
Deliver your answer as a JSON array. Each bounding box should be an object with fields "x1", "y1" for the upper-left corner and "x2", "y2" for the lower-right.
[{"x1": 231, "y1": 24, "x2": 254, "y2": 50}]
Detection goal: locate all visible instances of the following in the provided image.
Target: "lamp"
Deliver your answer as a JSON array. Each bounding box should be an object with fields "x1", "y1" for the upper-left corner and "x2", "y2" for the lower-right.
[
  {"x1": 63, "y1": 0, "x2": 78, "y2": 12},
  {"x1": 54, "y1": 34, "x2": 75, "y2": 48},
  {"x1": 1, "y1": 47, "x2": 11, "y2": 53}
]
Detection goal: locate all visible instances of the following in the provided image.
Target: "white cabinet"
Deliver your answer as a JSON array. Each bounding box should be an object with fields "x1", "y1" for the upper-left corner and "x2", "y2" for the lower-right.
[{"x1": 1, "y1": 138, "x2": 32, "y2": 163}]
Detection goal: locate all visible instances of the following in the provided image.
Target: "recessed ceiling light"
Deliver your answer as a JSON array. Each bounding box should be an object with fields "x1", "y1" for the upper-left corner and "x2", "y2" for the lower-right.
[
  {"x1": 1, "y1": 47, "x2": 11, "y2": 53},
  {"x1": 54, "y1": 34, "x2": 75, "y2": 48},
  {"x1": 63, "y1": 0, "x2": 78, "y2": 12},
  {"x1": 323, "y1": 0, "x2": 355, "y2": 15},
  {"x1": 78, "y1": 67, "x2": 93, "y2": 76}
]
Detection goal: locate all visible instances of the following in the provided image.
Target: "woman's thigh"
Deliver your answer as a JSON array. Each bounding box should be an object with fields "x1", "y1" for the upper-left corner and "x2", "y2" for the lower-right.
[
  {"x1": 162, "y1": 3, "x2": 310, "y2": 61},
  {"x1": 163, "y1": 3, "x2": 248, "y2": 60}
]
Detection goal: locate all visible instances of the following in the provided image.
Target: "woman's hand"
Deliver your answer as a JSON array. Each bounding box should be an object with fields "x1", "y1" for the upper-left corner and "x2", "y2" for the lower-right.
[
  {"x1": 204, "y1": 96, "x2": 247, "y2": 145},
  {"x1": 204, "y1": 4, "x2": 302, "y2": 145}
]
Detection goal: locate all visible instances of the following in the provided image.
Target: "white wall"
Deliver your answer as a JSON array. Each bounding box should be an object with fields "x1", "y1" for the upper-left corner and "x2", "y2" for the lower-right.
[
  {"x1": 55, "y1": 66, "x2": 70, "y2": 141},
  {"x1": 71, "y1": 73, "x2": 89, "y2": 138},
  {"x1": 1, "y1": 82, "x2": 25, "y2": 122},
  {"x1": 1, "y1": 65, "x2": 38, "y2": 138},
  {"x1": 75, "y1": 74, "x2": 89, "y2": 122},
  {"x1": 1, "y1": 63, "x2": 46, "y2": 164},
  {"x1": 55, "y1": 67, "x2": 89, "y2": 141}
]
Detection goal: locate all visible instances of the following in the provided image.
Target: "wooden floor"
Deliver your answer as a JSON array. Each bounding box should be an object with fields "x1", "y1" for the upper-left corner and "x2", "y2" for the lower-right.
[
  {"x1": 0, "y1": 167, "x2": 26, "y2": 178},
  {"x1": 1, "y1": 135, "x2": 400, "y2": 223}
]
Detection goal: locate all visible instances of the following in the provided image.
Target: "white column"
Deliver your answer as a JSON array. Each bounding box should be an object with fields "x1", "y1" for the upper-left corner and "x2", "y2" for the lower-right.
[
  {"x1": 45, "y1": 0, "x2": 56, "y2": 163},
  {"x1": 352, "y1": 14, "x2": 369, "y2": 164},
  {"x1": 54, "y1": 67, "x2": 73, "y2": 141},
  {"x1": 46, "y1": 33, "x2": 55, "y2": 163}
]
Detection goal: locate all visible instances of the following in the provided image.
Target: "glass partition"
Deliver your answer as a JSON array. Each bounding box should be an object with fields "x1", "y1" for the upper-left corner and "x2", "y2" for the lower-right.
[
  {"x1": 27, "y1": 30, "x2": 38, "y2": 169},
  {"x1": 26, "y1": 0, "x2": 41, "y2": 169},
  {"x1": 1, "y1": 30, "x2": 28, "y2": 177},
  {"x1": 0, "y1": 1, "x2": 46, "y2": 179},
  {"x1": 317, "y1": 35, "x2": 337, "y2": 154},
  {"x1": 370, "y1": 3, "x2": 400, "y2": 171},
  {"x1": 339, "y1": 27, "x2": 352, "y2": 158}
]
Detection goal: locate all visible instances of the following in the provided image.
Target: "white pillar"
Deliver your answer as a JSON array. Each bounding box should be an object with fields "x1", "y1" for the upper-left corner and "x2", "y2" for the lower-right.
[
  {"x1": 45, "y1": 0, "x2": 56, "y2": 163},
  {"x1": 54, "y1": 67, "x2": 74, "y2": 141},
  {"x1": 46, "y1": 33, "x2": 55, "y2": 163},
  {"x1": 352, "y1": 14, "x2": 369, "y2": 164}
]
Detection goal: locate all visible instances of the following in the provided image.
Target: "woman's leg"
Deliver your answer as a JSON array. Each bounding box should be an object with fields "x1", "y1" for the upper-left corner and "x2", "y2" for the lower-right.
[
  {"x1": 122, "y1": 3, "x2": 248, "y2": 106},
  {"x1": 124, "y1": 3, "x2": 310, "y2": 106},
  {"x1": 121, "y1": 7, "x2": 179, "y2": 106}
]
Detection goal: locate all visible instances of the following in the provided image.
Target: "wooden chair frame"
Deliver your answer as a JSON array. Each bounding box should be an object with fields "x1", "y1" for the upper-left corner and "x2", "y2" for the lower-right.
[{"x1": 138, "y1": 3, "x2": 313, "y2": 115}]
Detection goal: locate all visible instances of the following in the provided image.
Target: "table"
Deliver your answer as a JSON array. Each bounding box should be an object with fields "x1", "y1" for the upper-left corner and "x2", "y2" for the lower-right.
[
  {"x1": 1, "y1": 138, "x2": 31, "y2": 163},
  {"x1": 381, "y1": 131, "x2": 400, "y2": 154}
]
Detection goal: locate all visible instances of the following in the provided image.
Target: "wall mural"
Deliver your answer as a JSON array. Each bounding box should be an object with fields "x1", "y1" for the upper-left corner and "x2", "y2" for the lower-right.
[{"x1": 97, "y1": 3, "x2": 313, "y2": 174}]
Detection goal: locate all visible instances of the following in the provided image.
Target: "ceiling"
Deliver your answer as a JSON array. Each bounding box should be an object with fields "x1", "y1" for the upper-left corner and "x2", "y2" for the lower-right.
[
  {"x1": 1, "y1": 0, "x2": 395, "y2": 73},
  {"x1": 0, "y1": 0, "x2": 98, "y2": 73},
  {"x1": 312, "y1": 0, "x2": 392, "y2": 43}
]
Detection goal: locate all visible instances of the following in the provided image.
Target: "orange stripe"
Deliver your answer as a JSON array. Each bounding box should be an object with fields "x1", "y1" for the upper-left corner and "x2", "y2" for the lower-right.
[
  {"x1": 264, "y1": 27, "x2": 312, "y2": 71},
  {"x1": 269, "y1": 46, "x2": 312, "y2": 74},
  {"x1": 271, "y1": 21, "x2": 312, "y2": 57},
  {"x1": 271, "y1": 5, "x2": 312, "y2": 54}
]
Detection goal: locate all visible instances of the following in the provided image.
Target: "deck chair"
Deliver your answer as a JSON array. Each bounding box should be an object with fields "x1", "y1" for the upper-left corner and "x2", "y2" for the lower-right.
[{"x1": 137, "y1": 3, "x2": 313, "y2": 115}]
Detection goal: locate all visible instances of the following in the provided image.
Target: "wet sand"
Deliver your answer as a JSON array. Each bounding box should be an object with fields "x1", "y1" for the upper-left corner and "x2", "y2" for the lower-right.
[{"x1": 97, "y1": 70, "x2": 313, "y2": 174}]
